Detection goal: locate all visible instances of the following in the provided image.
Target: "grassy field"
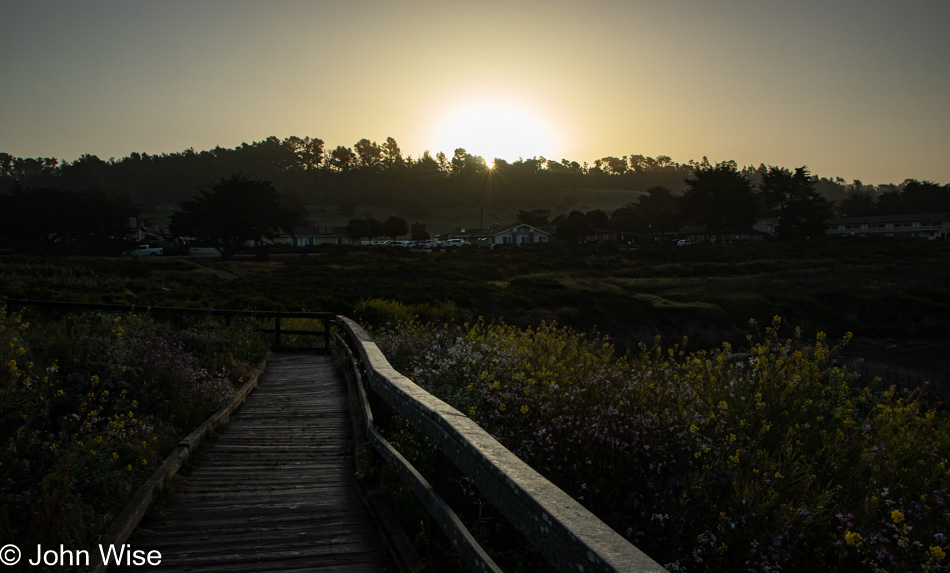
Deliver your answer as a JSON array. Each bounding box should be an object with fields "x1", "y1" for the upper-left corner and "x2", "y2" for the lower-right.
[{"x1": 1, "y1": 237, "x2": 947, "y2": 384}]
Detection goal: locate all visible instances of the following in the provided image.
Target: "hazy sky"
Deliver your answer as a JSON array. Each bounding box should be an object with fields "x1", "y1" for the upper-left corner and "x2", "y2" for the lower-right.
[{"x1": 2, "y1": 0, "x2": 948, "y2": 185}]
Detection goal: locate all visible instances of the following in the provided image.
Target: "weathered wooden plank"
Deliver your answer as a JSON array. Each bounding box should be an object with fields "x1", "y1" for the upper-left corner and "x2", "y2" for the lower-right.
[{"x1": 111, "y1": 354, "x2": 395, "y2": 572}]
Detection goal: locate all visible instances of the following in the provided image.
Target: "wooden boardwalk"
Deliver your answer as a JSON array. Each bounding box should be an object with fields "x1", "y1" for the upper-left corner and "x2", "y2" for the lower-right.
[{"x1": 113, "y1": 354, "x2": 396, "y2": 572}]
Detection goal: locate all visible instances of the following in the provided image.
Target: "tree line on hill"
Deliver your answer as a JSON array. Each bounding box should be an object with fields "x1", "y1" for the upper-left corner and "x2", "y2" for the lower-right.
[
  {"x1": 3, "y1": 135, "x2": 946, "y2": 216},
  {"x1": 1, "y1": 137, "x2": 948, "y2": 254}
]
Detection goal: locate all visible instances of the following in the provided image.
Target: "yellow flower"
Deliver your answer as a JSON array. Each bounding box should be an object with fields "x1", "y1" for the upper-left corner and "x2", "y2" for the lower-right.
[
  {"x1": 930, "y1": 546, "x2": 946, "y2": 561},
  {"x1": 126, "y1": 464, "x2": 133, "y2": 472},
  {"x1": 844, "y1": 531, "x2": 863, "y2": 546},
  {"x1": 520, "y1": 405, "x2": 529, "y2": 415},
  {"x1": 112, "y1": 452, "x2": 119, "y2": 460},
  {"x1": 891, "y1": 509, "x2": 904, "y2": 524},
  {"x1": 774, "y1": 471, "x2": 784, "y2": 479},
  {"x1": 499, "y1": 403, "x2": 507, "y2": 412}
]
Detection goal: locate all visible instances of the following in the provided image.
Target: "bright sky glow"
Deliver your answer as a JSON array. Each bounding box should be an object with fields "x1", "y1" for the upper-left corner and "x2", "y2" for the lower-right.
[
  {"x1": 1, "y1": 0, "x2": 949, "y2": 185},
  {"x1": 430, "y1": 102, "x2": 559, "y2": 163}
]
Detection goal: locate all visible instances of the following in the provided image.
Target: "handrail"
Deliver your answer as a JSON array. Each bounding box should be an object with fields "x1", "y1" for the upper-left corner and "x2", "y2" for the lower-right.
[
  {"x1": 1, "y1": 298, "x2": 333, "y2": 351},
  {"x1": 336, "y1": 316, "x2": 667, "y2": 573}
]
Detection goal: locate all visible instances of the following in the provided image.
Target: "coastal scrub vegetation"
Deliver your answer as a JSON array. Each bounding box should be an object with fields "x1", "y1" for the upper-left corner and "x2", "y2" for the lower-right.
[
  {"x1": 0, "y1": 305, "x2": 268, "y2": 568},
  {"x1": 371, "y1": 314, "x2": 950, "y2": 572}
]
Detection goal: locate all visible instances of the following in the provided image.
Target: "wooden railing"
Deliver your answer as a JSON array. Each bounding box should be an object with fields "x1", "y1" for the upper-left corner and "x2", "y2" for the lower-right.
[
  {"x1": 0, "y1": 299, "x2": 333, "y2": 352},
  {"x1": 336, "y1": 316, "x2": 668, "y2": 573}
]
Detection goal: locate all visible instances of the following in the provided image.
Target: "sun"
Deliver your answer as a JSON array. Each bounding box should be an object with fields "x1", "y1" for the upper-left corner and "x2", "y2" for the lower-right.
[{"x1": 431, "y1": 101, "x2": 558, "y2": 162}]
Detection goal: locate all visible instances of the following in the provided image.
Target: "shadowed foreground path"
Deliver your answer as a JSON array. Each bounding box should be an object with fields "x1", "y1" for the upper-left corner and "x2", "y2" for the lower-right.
[{"x1": 112, "y1": 354, "x2": 395, "y2": 572}]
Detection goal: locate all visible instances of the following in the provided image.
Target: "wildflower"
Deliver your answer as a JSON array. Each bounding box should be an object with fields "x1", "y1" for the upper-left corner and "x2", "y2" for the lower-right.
[
  {"x1": 891, "y1": 509, "x2": 904, "y2": 524},
  {"x1": 520, "y1": 404, "x2": 529, "y2": 415},
  {"x1": 774, "y1": 471, "x2": 784, "y2": 479},
  {"x1": 499, "y1": 403, "x2": 507, "y2": 412},
  {"x1": 140, "y1": 458, "x2": 147, "y2": 466},
  {"x1": 126, "y1": 464, "x2": 133, "y2": 472},
  {"x1": 112, "y1": 452, "x2": 119, "y2": 460},
  {"x1": 845, "y1": 531, "x2": 863, "y2": 546}
]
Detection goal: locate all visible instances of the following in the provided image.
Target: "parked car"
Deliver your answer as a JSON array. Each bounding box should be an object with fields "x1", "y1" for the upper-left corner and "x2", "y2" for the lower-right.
[
  {"x1": 443, "y1": 239, "x2": 470, "y2": 247},
  {"x1": 127, "y1": 245, "x2": 163, "y2": 256}
]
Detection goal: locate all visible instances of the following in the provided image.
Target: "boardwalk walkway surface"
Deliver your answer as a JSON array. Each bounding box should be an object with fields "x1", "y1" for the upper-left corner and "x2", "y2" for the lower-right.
[{"x1": 113, "y1": 354, "x2": 396, "y2": 572}]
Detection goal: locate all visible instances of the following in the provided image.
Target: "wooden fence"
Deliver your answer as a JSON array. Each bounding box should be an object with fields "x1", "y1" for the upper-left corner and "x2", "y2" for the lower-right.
[{"x1": 1, "y1": 299, "x2": 333, "y2": 352}]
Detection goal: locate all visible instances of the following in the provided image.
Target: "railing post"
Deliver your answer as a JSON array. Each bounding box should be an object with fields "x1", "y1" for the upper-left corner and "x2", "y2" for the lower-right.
[
  {"x1": 274, "y1": 316, "x2": 281, "y2": 350},
  {"x1": 323, "y1": 318, "x2": 330, "y2": 353}
]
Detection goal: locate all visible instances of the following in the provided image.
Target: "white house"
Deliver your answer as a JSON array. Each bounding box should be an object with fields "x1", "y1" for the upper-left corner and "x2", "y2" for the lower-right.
[{"x1": 490, "y1": 223, "x2": 551, "y2": 246}]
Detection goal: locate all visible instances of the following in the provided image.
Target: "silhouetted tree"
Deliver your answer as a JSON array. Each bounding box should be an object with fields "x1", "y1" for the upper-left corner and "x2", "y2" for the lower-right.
[
  {"x1": 681, "y1": 162, "x2": 759, "y2": 229},
  {"x1": 381, "y1": 137, "x2": 403, "y2": 170},
  {"x1": 383, "y1": 216, "x2": 408, "y2": 240},
  {"x1": 555, "y1": 211, "x2": 594, "y2": 243},
  {"x1": 634, "y1": 185, "x2": 681, "y2": 232},
  {"x1": 450, "y1": 148, "x2": 486, "y2": 176},
  {"x1": 327, "y1": 146, "x2": 356, "y2": 172},
  {"x1": 0, "y1": 184, "x2": 136, "y2": 252},
  {"x1": 759, "y1": 166, "x2": 830, "y2": 240},
  {"x1": 169, "y1": 175, "x2": 302, "y2": 260},
  {"x1": 410, "y1": 222, "x2": 430, "y2": 241},
  {"x1": 595, "y1": 156, "x2": 628, "y2": 175},
  {"x1": 346, "y1": 218, "x2": 369, "y2": 241},
  {"x1": 354, "y1": 139, "x2": 382, "y2": 169},
  {"x1": 899, "y1": 180, "x2": 950, "y2": 213},
  {"x1": 837, "y1": 190, "x2": 877, "y2": 216},
  {"x1": 365, "y1": 218, "x2": 384, "y2": 240}
]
